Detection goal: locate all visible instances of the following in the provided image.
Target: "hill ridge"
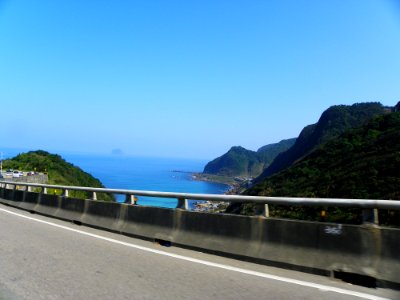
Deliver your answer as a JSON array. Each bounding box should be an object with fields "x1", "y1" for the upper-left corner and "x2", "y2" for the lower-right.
[
  {"x1": 255, "y1": 102, "x2": 389, "y2": 181},
  {"x1": 203, "y1": 138, "x2": 296, "y2": 178}
]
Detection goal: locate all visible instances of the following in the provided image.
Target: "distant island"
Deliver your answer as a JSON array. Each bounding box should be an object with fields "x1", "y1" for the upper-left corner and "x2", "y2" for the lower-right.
[{"x1": 111, "y1": 148, "x2": 124, "y2": 155}]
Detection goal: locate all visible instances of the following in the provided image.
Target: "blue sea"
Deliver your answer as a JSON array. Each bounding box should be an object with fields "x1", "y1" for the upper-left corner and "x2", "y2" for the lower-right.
[
  {"x1": 1, "y1": 149, "x2": 228, "y2": 208},
  {"x1": 58, "y1": 153, "x2": 228, "y2": 208}
]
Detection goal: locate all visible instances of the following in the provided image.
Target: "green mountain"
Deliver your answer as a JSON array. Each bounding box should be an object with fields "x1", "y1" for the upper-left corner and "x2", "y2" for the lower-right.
[
  {"x1": 257, "y1": 138, "x2": 297, "y2": 164},
  {"x1": 255, "y1": 102, "x2": 389, "y2": 181},
  {"x1": 247, "y1": 110, "x2": 400, "y2": 199},
  {"x1": 3, "y1": 150, "x2": 114, "y2": 201},
  {"x1": 241, "y1": 109, "x2": 400, "y2": 224},
  {"x1": 203, "y1": 139, "x2": 296, "y2": 178}
]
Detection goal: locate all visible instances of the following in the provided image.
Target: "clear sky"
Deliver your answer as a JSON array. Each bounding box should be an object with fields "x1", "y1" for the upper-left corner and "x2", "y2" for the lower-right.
[{"x1": 0, "y1": 0, "x2": 399, "y2": 159}]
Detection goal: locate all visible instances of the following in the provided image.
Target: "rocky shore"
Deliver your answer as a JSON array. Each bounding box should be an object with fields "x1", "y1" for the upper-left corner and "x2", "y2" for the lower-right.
[
  {"x1": 190, "y1": 172, "x2": 253, "y2": 212},
  {"x1": 192, "y1": 173, "x2": 252, "y2": 193}
]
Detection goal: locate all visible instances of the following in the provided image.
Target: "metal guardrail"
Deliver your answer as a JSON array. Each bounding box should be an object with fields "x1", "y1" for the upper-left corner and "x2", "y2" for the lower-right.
[{"x1": 1, "y1": 180, "x2": 399, "y2": 213}]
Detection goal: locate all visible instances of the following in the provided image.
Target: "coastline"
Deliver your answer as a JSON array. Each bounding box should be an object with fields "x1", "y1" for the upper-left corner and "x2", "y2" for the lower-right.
[
  {"x1": 190, "y1": 172, "x2": 252, "y2": 212},
  {"x1": 191, "y1": 173, "x2": 238, "y2": 194},
  {"x1": 191, "y1": 172, "x2": 251, "y2": 194}
]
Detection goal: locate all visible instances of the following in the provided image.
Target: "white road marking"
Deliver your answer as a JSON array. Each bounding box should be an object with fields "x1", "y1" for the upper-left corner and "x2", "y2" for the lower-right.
[{"x1": 0, "y1": 207, "x2": 391, "y2": 300}]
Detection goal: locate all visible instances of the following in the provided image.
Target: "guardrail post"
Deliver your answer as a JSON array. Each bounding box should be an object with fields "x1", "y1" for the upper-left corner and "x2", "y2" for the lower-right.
[
  {"x1": 263, "y1": 204, "x2": 270, "y2": 218},
  {"x1": 38, "y1": 187, "x2": 47, "y2": 203},
  {"x1": 62, "y1": 189, "x2": 69, "y2": 198},
  {"x1": 177, "y1": 197, "x2": 188, "y2": 210},
  {"x1": 12, "y1": 184, "x2": 16, "y2": 200},
  {"x1": 27, "y1": 186, "x2": 33, "y2": 192},
  {"x1": 22, "y1": 186, "x2": 27, "y2": 201},
  {"x1": 362, "y1": 208, "x2": 379, "y2": 225},
  {"x1": 254, "y1": 203, "x2": 270, "y2": 217},
  {"x1": 125, "y1": 194, "x2": 137, "y2": 205},
  {"x1": 91, "y1": 192, "x2": 97, "y2": 201}
]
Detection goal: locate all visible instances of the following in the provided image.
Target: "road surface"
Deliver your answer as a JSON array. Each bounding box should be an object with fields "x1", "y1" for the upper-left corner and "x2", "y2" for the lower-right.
[{"x1": 0, "y1": 204, "x2": 397, "y2": 300}]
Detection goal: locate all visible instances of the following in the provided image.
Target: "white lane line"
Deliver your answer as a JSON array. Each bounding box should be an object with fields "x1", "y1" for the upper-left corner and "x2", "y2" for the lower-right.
[{"x1": 0, "y1": 207, "x2": 391, "y2": 300}]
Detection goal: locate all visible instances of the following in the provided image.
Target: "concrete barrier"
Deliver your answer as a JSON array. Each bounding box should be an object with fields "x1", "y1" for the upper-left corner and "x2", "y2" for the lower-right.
[
  {"x1": 35, "y1": 194, "x2": 61, "y2": 216},
  {"x1": 17, "y1": 190, "x2": 39, "y2": 211},
  {"x1": 54, "y1": 196, "x2": 85, "y2": 222},
  {"x1": 81, "y1": 200, "x2": 125, "y2": 232},
  {"x1": 121, "y1": 205, "x2": 177, "y2": 241},
  {"x1": 0, "y1": 187, "x2": 399, "y2": 289},
  {"x1": 0, "y1": 188, "x2": 20, "y2": 206}
]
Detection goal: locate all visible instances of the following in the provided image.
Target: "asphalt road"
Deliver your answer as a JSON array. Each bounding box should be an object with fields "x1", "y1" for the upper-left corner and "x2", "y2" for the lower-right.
[{"x1": 0, "y1": 204, "x2": 398, "y2": 300}]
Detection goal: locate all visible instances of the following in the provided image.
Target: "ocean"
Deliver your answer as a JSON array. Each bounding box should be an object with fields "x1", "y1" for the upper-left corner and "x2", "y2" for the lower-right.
[{"x1": 60, "y1": 153, "x2": 228, "y2": 208}]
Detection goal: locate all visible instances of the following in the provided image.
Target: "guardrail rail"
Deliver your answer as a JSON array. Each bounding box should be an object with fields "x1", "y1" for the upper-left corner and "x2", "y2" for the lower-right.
[{"x1": 1, "y1": 180, "x2": 399, "y2": 223}]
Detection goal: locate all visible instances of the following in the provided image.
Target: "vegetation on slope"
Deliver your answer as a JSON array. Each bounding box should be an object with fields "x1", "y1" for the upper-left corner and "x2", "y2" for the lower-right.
[
  {"x1": 255, "y1": 102, "x2": 389, "y2": 181},
  {"x1": 257, "y1": 138, "x2": 297, "y2": 166},
  {"x1": 203, "y1": 146, "x2": 261, "y2": 177},
  {"x1": 3, "y1": 150, "x2": 114, "y2": 201},
  {"x1": 203, "y1": 139, "x2": 296, "y2": 178},
  {"x1": 241, "y1": 110, "x2": 400, "y2": 225},
  {"x1": 248, "y1": 112, "x2": 400, "y2": 199}
]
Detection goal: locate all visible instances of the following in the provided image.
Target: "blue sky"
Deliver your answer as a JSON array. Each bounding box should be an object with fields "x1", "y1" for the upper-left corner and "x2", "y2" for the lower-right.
[{"x1": 0, "y1": 0, "x2": 399, "y2": 159}]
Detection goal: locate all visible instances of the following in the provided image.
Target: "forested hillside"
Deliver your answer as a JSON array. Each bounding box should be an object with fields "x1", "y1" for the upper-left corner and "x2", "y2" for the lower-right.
[
  {"x1": 239, "y1": 110, "x2": 400, "y2": 224},
  {"x1": 247, "y1": 111, "x2": 400, "y2": 199},
  {"x1": 255, "y1": 103, "x2": 389, "y2": 181},
  {"x1": 3, "y1": 150, "x2": 114, "y2": 201},
  {"x1": 203, "y1": 139, "x2": 295, "y2": 177}
]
